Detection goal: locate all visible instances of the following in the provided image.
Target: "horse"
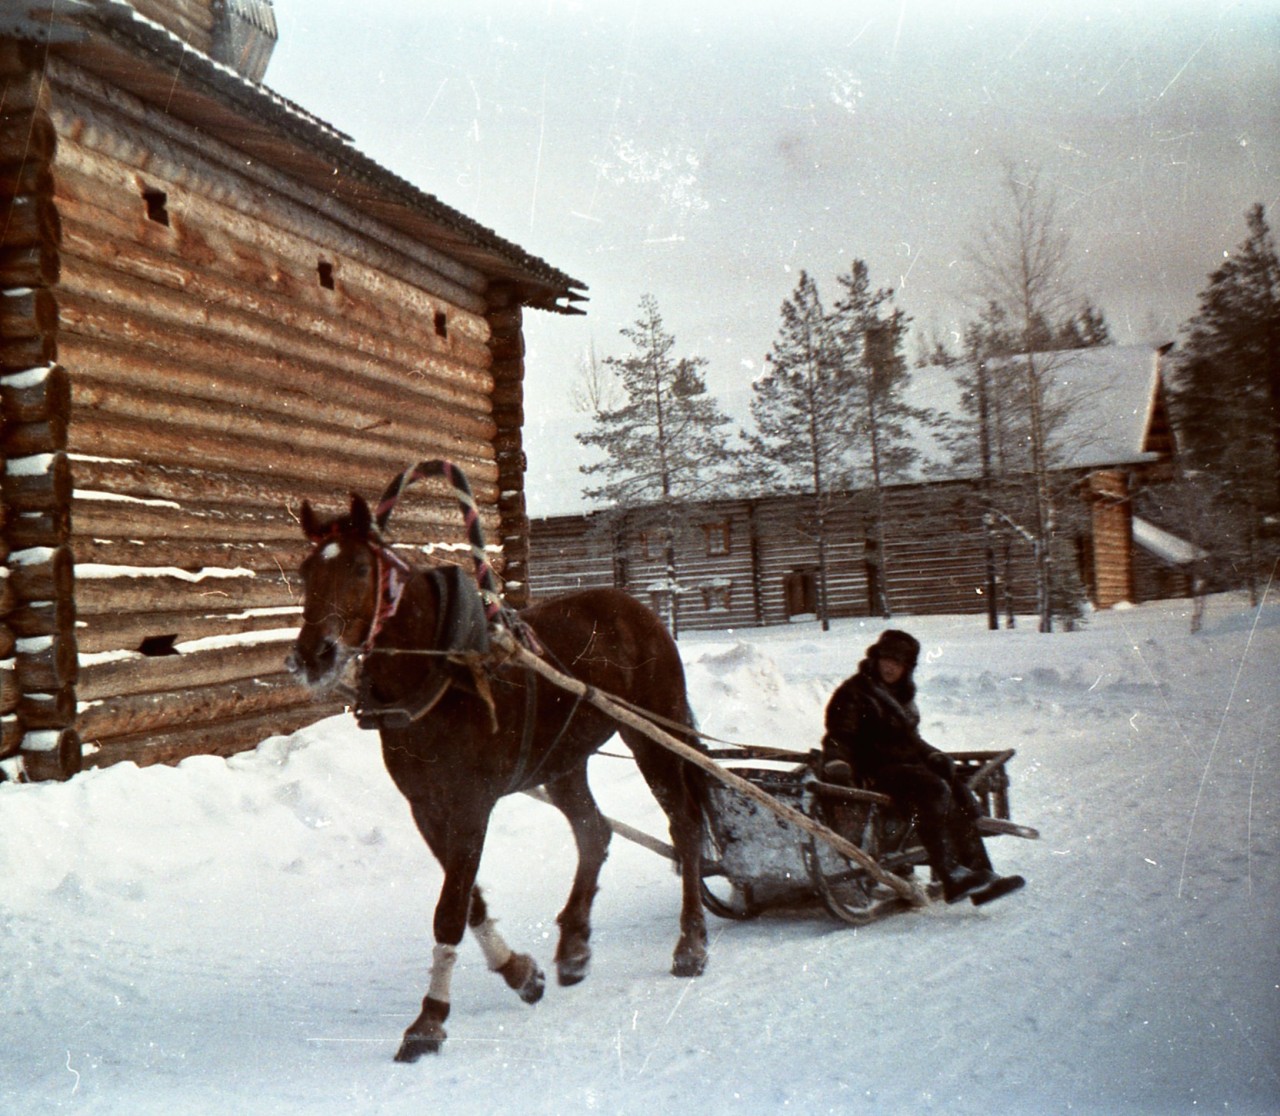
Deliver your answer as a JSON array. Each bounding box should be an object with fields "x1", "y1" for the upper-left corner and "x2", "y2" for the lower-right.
[{"x1": 286, "y1": 491, "x2": 708, "y2": 1062}]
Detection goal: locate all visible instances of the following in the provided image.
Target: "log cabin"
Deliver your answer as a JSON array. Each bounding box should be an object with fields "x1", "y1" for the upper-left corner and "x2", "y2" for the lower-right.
[
  {"x1": 528, "y1": 344, "x2": 1190, "y2": 634},
  {"x1": 0, "y1": 1, "x2": 584, "y2": 779}
]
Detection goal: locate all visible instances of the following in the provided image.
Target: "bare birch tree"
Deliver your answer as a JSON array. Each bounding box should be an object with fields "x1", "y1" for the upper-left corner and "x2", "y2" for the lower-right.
[{"x1": 968, "y1": 166, "x2": 1082, "y2": 632}]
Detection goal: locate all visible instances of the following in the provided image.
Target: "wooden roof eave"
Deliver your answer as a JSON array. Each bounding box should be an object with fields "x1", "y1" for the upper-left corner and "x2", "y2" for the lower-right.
[{"x1": 11, "y1": 0, "x2": 587, "y2": 313}]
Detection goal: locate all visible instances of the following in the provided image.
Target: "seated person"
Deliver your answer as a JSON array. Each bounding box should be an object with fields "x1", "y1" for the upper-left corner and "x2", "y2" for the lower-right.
[{"x1": 823, "y1": 629, "x2": 1024, "y2": 906}]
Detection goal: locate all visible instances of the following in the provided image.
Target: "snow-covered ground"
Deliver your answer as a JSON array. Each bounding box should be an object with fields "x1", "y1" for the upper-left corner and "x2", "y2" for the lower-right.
[{"x1": 3, "y1": 593, "x2": 1277, "y2": 1114}]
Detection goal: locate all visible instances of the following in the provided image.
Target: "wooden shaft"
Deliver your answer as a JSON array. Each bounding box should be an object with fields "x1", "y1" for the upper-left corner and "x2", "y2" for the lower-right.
[{"x1": 493, "y1": 630, "x2": 926, "y2": 906}]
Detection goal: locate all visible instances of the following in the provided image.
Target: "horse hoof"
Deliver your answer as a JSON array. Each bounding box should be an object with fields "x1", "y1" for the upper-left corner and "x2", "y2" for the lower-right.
[
  {"x1": 394, "y1": 1030, "x2": 444, "y2": 1062},
  {"x1": 671, "y1": 951, "x2": 707, "y2": 978},
  {"x1": 499, "y1": 952, "x2": 546, "y2": 1004},
  {"x1": 557, "y1": 952, "x2": 591, "y2": 986}
]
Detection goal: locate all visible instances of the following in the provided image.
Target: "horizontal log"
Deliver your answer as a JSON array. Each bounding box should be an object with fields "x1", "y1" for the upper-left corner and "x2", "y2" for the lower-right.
[
  {"x1": 0, "y1": 193, "x2": 59, "y2": 251},
  {"x1": 8, "y1": 543, "x2": 74, "y2": 600},
  {"x1": 77, "y1": 640, "x2": 299, "y2": 703},
  {"x1": 0, "y1": 623, "x2": 12, "y2": 661},
  {"x1": 2, "y1": 450, "x2": 71, "y2": 510},
  {"x1": 0, "y1": 287, "x2": 57, "y2": 338},
  {"x1": 16, "y1": 632, "x2": 79, "y2": 690},
  {"x1": 1, "y1": 712, "x2": 21, "y2": 756},
  {"x1": 0, "y1": 332, "x2": 55, "y2": 371},
  {"x1": 18, "y1": 686, "x2": 75, "y2": 730},
  {"x1": 0, "y1": 157, "x2": 52, "y2": 194},
  {"x1": 6, "y1": 596, "x2": 75, "y2": 639},
  {"x1": 4, "y1": 507, "x2": 71, "y2": 549},
  {"x1": 0, "y1": 363, "x2": 70, "y2": 423},
  {"x1": 75, "y1": 604, "x2": 302, "y2": 657},
  {"x1": 5, "y1": 417, "x2": 67, "y2": 456},
  {"x1": 81, "y1": 703, "x2": 345, "y2": 772},
  {"x1": 71, "y1": 534, "x2": 304, "y2": 576},
  {"x1": 0, "y1": 664, "x2": 17, "y2": 717},
  {"x1": 67, "y1": 454, "x2": 497, "y2": 522},
  {"x1": 78, "y1": 674, "x2": 309, "y2": 744},
  {"x1": 20, "y1": 726, "x2": 81, "y2": 782},
  {"x1": 72, "y1": 568, "x2": 294, "y2": 616},
  {"x1": 0, "y1": 113, "x2": 56, "y2": 168},
  {"x1": 0, "y1": 244, "x2": 59, "y2": 287}
]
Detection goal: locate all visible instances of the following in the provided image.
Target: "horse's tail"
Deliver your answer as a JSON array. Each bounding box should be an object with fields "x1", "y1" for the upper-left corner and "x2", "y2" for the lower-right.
[{"x1": 375, "y1": 460, "x2": 503, "y2": 621}]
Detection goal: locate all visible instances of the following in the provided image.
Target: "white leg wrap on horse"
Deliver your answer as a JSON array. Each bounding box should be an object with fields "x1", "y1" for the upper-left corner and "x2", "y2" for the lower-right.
[
  {"x1": 471, "y1": 917, "x2": 514, "y2": 972},
  {"x1": 428, "y1": 943, "x2": 458, "y2": 1004}
]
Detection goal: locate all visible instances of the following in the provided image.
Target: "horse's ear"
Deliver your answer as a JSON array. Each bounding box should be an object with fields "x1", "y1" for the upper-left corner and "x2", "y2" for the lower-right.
[
  {"x1": 299, "y1": 500, "x2": 322, "y2": 540},
  {"x1": 349, "y1": 493, "x2": 372, "y2": 537}
]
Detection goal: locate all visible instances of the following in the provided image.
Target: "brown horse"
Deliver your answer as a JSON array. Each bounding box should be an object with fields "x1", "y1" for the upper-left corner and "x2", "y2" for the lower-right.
[{"x1": 286, "y1": 493, "x2": 708, "y2": 1062}]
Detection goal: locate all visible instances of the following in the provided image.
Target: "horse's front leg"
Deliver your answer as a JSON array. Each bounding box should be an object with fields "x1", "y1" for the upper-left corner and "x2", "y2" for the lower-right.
[
  {"x1": 395, "y1": 822, "x2": 545, "y2": 1063},
  {"x1": 467, "y1": 886, "x2": 546, "y2": 1003}
]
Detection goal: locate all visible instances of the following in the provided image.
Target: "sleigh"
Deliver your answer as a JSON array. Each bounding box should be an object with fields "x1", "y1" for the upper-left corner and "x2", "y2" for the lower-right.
[{"x1": 696, "y1": 747, "x2": 1039, "y2": 925}]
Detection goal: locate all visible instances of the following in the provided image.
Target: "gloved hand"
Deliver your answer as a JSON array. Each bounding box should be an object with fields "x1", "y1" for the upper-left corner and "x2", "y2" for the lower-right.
[{"x1": 924, "y1": 751, "x2": 956, "y2": 780}]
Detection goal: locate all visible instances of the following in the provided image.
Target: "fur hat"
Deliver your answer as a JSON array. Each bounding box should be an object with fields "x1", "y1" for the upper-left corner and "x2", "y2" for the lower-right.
[{"x1": 867, "y1": 629, "x2": 920, "y2": 669}]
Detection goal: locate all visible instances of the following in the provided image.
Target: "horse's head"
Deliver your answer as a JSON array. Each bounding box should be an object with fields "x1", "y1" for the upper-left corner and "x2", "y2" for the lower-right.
[{"x1": 287, "y1": 493, "x2": 380, "y2": 692}]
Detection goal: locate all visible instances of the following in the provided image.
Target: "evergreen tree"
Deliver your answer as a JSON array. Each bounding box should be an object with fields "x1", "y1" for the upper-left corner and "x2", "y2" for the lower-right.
[
  {"x1": 576, "y1": 294, "x2": 737, "y2": 634},
  {"x1": 829, "y1": 260, "x2": 925, "y2": 618},
  {"x1": 741, "y1": 271, "x2": 848, "y2": 628},
  {"x1": 1169, "y1": 203, "x2": 1280, "y2": 599}
]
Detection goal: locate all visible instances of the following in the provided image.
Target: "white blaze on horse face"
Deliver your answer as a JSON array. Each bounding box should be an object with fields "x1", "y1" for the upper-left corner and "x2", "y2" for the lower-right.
[{"x1": 320, "y1": 541, "x2": 341, "y2": 561}]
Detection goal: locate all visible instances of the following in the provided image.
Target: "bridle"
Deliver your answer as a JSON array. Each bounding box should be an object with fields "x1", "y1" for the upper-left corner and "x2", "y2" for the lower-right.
[{"x1": 302, "y1": 525, "x2": 413, "y2": 654}]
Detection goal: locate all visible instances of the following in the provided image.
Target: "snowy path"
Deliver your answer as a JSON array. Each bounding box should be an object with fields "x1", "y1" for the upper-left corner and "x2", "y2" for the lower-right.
[{"x1": 2, "y1": 595, "x2": 1277, "y2": 1113}]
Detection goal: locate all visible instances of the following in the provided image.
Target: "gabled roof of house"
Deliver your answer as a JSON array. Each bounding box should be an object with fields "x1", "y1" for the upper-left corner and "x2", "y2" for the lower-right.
[
  {"x1": 901, "y1": 343, "x2": 1170, "y2": 481},
  {"x1": 5, "y1": 0, "x2": 587, "y2": 314}
]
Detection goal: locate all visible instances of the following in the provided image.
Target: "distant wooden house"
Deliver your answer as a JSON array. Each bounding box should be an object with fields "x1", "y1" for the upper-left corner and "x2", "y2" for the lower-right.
[
  {"x1": 529, "y1": 345, "x2": 1191, "y2": 633},
  {"x1": 0, "y1": 1, "x2": 584, "y2": 779}
]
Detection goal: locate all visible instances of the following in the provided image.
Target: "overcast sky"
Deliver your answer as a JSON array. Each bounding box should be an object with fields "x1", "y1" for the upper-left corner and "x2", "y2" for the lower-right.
[{"x1": 265, "y1": 0, "x2": 1279, "y2": 507}]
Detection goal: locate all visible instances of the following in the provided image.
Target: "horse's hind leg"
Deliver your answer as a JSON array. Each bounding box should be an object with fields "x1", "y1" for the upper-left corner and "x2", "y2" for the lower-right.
[
  {"x1": 543, "y1": 764, "x2": 612, "y2": 986},
  {"x1": 624, "y1": 732, "x2": 709, "y2": 978}
]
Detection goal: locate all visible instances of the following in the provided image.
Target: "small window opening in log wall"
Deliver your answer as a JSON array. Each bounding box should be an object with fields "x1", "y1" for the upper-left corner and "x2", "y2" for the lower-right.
[
  {"x1": 143, "y1": 188, "x2": 170, "y2": 226},
  {"x1": 317, "y1": 259, "x2": 335, "y2": 289},
  {"x1": 433, "y1": 310, "x2": 448, "y2": 338},
  {"x1": 138, "y1": 634, "x2": 179, "y2": 657}
]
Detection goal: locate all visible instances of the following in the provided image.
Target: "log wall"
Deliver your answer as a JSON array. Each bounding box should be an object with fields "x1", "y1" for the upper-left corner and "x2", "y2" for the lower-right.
[
  {"x1": 527, "y1": 482, "x2": 1047, "y2": 635},
  {"x1": 1, "y1": 48, "x2": 516, "y2": 777},
  {"x1": 1087, "y1": 470, "x2": 1133, "y2": 608}
]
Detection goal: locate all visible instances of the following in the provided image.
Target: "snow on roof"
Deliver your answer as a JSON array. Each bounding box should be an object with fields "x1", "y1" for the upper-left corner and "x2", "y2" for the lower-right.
[
  {"x1": 524, "y1": 343, "x2": 1169, "y2": 519},
  {"x1": 1131, "y1": 516, "x2": 1208, "y2": 566}
]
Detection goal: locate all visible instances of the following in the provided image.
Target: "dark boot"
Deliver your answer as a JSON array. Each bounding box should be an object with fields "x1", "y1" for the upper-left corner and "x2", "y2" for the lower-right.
[
  {"x1": 969, "y1": 874, "x2": 1026, "y2": 906},
  {"x1": 942, "y1": 865, "x2": 996, "y2": 904}
]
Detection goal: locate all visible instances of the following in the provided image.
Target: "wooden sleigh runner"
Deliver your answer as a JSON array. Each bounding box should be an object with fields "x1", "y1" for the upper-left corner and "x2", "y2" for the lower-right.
[{"x1": 697, "y1": 747, "x2": 1039, "y2": 926}]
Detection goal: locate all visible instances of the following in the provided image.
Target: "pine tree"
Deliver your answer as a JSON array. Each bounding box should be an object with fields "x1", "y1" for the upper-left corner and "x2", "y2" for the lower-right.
[
  {"x1": 1169, "y1": 203, "x2": 1280, "y2": 599},
  {"x1": 741, "y1": 271, "x2": 848, "y2": 628},
  {"x1": 576, "y1": 294, "x2": 737, "y2": 634},
  {"x1": 829, "y1": 260, "x2": 925, "y2": 618}
]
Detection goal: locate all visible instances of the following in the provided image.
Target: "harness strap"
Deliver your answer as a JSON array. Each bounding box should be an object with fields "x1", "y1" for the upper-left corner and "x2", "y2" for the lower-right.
[{"x1": 374, "y1": 460, "x2": 503, "y2": 621}]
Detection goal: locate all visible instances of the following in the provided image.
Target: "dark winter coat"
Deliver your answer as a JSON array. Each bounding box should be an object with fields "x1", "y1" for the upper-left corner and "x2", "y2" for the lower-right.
[{"x1": 823, "y1": 659, "x2": 945, "y2": 780}]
